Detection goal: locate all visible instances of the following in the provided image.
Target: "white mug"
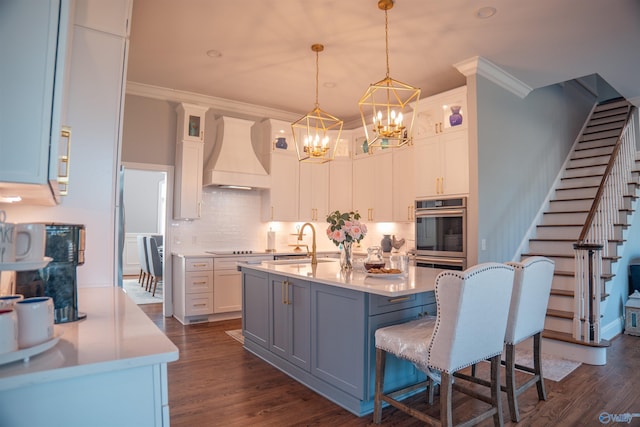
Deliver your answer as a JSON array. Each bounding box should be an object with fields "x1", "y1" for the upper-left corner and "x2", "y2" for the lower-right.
[
  {"x1": 16, "y1": 223, "x2": 46, "y2": 262},
  {"x1": 0, "y1": 309, "x2": 18, "y2": 354},
  {"x1": 15, "y1": 296, "x2": 54, "y2": 348},
  {"x1": 0, "y1": 294, "x2": 24, "y2": 310},
  {"x1": 0, "y1": 211, "x2": 38, "y2": 263}
]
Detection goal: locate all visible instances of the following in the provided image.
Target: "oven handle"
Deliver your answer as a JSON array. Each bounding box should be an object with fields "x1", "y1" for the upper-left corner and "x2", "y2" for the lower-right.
[
  {"x1": 415, "y1": 208, "x2": 466, "y2": 217},
  {"x1": 415, "y1": 256, "x2": 466, "y2": 267}
]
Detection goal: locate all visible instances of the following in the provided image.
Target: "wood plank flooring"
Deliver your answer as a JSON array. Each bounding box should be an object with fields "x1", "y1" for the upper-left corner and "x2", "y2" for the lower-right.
[{"x1": 140, "y1": 303, "x2": 640, "y2": 426}]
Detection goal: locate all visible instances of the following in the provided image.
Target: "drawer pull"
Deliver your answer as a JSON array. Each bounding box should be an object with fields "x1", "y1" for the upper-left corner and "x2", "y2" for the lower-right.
[
  {"x1": 193, "y1": 281, "x2": 207, "y2": 285},
  {"x1": 192, "y1": 263, "x2": 208, "y2": 267},
  {"x1": 387, "y1": 296, "x2": 410, "y2": 303},
  {"x1": 193, "y1": 303, "x2": 207, "y2": 307}
]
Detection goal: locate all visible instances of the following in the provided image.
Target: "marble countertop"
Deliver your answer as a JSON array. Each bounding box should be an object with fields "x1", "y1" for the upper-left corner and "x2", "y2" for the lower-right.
[
  {"x1": 0, "y1": 287, "x2": 178, "y2": 392},
  {"x1": 239, "y1": 259, "x2": 443, "y2": 297}
]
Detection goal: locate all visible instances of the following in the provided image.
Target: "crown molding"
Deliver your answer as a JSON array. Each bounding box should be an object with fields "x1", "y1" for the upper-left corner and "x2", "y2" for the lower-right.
[
  {"x1": 125, "y1": 81, "x2": 300, "y2": 121},
  {"x1": 454, "y1": 56, "x2": 532, "y2": 99}
]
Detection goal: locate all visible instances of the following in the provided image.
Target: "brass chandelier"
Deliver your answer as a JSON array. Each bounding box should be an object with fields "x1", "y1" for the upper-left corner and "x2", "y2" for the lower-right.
[
  {"x1": 291, "y1": 44, "x2": 343, "y2": 163},
  {"x1": 359, "y1": 0, "x2": 420, "y2": 150}
]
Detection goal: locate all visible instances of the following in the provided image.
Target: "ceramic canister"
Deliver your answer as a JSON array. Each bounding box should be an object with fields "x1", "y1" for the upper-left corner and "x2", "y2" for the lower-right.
[
  {"x1": 0, "y1": 309, "x2": 19, "y2": 354},
  {"x1": 15, "y1": 296, "x2": 54, "y2": 348}
]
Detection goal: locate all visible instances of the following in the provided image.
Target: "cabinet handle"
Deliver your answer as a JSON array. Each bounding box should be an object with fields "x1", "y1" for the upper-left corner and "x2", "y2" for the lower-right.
[
  {"x1": 282, "y1": 280, "x2": 291, "y2": 305},
  {"x1": 271, "y1": 206, "x2": 274, "y2": 221},
  {"x1": 387, "y1": 296, "x2": 410, "y2": 303},
  {"x1": 192, "y1": 263, "x2": 208, "y2": 267},
  {"x1": 200, "y1": 130, "x2": 204, "y2": 141},
  {"x1": 193, "y1": 303, "x2": 207, "y2": 307},
  {"x1": 58, "y1": 126, "x2": 71, "y2": 195},
  {"x1": 193, "y1": 281, "x2": 207, "y2": 285}
]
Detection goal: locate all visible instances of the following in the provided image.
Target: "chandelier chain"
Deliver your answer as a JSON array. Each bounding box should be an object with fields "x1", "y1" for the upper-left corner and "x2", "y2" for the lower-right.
[
  {"x1": 315, "y1": 47, "x2": 320, "y2": 109},
  {"x1": 385, "y1": 8, "x2": 390, "y2": 78}
]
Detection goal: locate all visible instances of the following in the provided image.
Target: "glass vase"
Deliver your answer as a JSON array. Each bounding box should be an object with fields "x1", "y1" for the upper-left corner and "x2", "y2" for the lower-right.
[{"x1": 340, "y1": 241, "x2": 353, "y2": 271}]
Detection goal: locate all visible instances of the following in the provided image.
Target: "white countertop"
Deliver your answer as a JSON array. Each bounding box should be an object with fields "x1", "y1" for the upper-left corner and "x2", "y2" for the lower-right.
[
  {"x1": 240, "y1": 260, "x2": 444, "y2": 297},
  {"x1": 0, "y1": 287, "x2": 178, "y2": 392}
]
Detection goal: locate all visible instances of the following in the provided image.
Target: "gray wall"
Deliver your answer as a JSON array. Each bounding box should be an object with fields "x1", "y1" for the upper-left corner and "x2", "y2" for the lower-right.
[
  {"x1": 121, "y1": 94, "x2": 176, "y2": 166},
  {"x1": 473, "y1": 77, "x2": 595, "y2": 263}
]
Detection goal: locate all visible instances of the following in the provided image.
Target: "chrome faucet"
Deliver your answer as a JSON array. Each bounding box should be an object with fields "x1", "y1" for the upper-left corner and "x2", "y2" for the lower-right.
[{"x1": 298, "y1": 222, "x2": 317, "y2": 265}]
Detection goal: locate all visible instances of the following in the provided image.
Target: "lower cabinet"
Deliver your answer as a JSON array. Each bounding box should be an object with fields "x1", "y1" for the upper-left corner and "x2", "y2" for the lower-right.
[
  {"x1": 243, "y1": 269, "x2": 269, "y2": 348},
  {"x1": 241, "y1": 267, "x2": 435, "y2": 416},
  {"x1": 269, "y1": 275, "x2": 311, "y2": 371},
  {"x1": 173, "y1": 256, "x2": 213, "y2": 324}
]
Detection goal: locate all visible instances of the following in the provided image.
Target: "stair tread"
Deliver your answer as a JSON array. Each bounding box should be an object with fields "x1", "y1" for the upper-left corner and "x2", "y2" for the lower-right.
[
  {"x1": 551, "y1": 289, "x2": 574, "y2": 297},
  {"x1": 547, "y1": 308, "x2": 573, "y2": 319},
  {"x1": 542, "y1": 330, "x2": 611, "y2": 348}
]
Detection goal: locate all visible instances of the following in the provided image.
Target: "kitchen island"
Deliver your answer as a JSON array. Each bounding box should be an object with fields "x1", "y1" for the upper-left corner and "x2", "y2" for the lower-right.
[
  {"x1": 0, "y1": 287, "x2": 179, "y2": 427},
  {"x1": 240, "y1": 260, "x2": 443, "y2": 416}
]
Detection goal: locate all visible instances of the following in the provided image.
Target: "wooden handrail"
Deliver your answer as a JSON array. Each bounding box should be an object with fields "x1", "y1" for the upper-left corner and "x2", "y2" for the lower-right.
[{"x1": 577, "y1": 106, "x2": 635, "y2": 243}]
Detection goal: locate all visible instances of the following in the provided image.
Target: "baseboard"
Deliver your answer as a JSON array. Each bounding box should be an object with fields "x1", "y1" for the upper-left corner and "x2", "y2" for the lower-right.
[{"x1": 601, "y1": 316, "x2": 624, "y2": 341}]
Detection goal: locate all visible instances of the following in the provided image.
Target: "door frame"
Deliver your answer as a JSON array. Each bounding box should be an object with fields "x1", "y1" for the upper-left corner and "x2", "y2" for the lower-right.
[{"x1": 122, "y1": 162, "x2": 175, "y2": 317}]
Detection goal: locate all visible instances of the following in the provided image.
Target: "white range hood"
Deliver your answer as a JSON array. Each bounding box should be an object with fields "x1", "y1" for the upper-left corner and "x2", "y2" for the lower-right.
[{"x1": 203, "y1": 116, "x2": 270, "y2": 189}]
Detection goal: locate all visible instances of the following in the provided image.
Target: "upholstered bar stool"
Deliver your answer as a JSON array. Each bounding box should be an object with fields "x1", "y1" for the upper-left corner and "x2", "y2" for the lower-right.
[
  {"x1": 373, "y1": 263, "x2": 515, "y2": 427},
  {"x1": 146, "y1": 236, "x2": 163, "y2": 296},
  {"x1": 460, "y1": 256, "x2": 555, "y2": 422}
]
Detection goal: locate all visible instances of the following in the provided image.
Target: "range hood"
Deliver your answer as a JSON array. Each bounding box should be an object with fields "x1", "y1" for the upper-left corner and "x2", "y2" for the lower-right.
[{"x1": 203, "y1": 116, "x2": 270, "y2": 189}]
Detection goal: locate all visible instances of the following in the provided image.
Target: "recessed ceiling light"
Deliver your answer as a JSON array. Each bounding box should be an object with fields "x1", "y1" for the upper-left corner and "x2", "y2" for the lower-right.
[
  {"x1": 476, "y1": 6, "x2": 497, "y2": 19},
  {"x1": 206, "y1": 49, "x2": 222, "y2": 58}
]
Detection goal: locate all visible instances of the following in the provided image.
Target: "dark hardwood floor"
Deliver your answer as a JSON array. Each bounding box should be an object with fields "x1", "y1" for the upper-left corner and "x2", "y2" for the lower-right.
[{"x1": 140, "y1": 303, "x2": 640, "y2": 427}]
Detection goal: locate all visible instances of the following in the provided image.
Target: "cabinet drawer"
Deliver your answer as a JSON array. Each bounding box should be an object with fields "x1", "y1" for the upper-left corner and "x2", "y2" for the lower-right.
[
  {"x1": 422, "y1": 291, "x2": 436, "y2": 306},
  {"x1": 186, "y1": 257, "x2": 213, "y2": 271},
  {"x1": 368, "y1": 293, "x2": 422, "y2": 316},
  {"x1": 185, "y1": 293, "x2": 213, "y2": 316},
  {"x1": 185, "y1": 271, "x2": 213, "y2": 293}
]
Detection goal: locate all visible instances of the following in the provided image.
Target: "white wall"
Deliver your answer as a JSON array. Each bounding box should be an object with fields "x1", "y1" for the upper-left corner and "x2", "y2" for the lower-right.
[{"x1": 124, "y1": 169, "x2": 164, "y2": 234}]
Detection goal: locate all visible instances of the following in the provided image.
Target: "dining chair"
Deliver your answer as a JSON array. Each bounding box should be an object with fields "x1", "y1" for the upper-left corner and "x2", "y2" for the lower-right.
[
  {"x1": 136, "y1": 236, "x2": 150, "y2": 287},
  {"x1": 146, "y1": 236, "x2": 163, "y2": 296},
  {"x1": 373, "y1": 262, "x2": 515, "y2": 427}
]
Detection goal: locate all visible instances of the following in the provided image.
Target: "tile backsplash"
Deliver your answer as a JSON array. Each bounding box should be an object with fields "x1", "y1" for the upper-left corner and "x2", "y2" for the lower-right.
[{"x1": 171, "y1": 187, "x2": 415, "y2": 254}]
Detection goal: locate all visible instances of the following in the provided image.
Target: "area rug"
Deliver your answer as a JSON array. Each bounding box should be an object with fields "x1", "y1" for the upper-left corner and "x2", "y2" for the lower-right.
[
  {"x1": 123, "y1": 278, "x2": 163, "y2": 304},
  {"x1": 512, "y1": 348, "x2": 581, "y2": 382},
  {"x1": 225, "y1": 329, "x2": 244, "y2": 344}
]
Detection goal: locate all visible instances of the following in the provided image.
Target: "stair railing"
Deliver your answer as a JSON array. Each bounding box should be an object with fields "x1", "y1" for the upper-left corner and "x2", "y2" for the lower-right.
[{"x1": 573, "y1": 107, "x2": 636, "y2": 344}]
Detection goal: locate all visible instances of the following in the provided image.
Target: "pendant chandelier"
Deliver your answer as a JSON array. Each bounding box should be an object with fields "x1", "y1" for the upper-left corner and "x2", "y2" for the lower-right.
[
  {"x1": 359, "y1": 0, "x2": 420, "y2": 151},
  {"x1": 292, "y1": 44, "x2": 343, "y2": 163}
]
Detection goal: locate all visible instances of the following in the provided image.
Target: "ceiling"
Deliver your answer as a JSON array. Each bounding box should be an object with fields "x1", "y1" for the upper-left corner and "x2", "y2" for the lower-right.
[{"x1": 127, "y1": 0, "x2": 640, "y2": 124}]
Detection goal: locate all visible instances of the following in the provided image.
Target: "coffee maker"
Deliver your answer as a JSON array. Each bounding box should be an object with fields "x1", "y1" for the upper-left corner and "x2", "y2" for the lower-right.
[{"x1": 16, "y1": 223, "x2": 86, "y2": 323}]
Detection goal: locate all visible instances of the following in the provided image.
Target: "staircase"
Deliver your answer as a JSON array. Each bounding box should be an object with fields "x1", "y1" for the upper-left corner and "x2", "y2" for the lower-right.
[{"x1": 521, "y1": 98, "x2": 636, "y2": 365}]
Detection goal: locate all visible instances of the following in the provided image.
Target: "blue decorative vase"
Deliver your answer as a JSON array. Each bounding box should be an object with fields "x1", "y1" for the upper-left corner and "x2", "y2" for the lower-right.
[
  {"x1": 449, "y1": 106, "x2": 463, "y2": 127},
  {"x1": 275, "y1": 137, "x2": 288, "y2": 149}
]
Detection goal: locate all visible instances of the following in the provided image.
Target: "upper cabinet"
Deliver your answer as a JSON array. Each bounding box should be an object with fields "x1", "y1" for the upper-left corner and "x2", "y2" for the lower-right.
[
  {"x1": 176, "y1": 103, "x2": 207, "y2": 143},
  {"x1": 392, "y1": 146, "x2": 415, "y2": 222},
  {"x1": 174, "y1": 103, "x2": 208, "y2": 219},
  {"x1": 413, "y1": 86, "x2": 467, "y2": 139},
  {"x1": 353, "y1": 152, "x2": 393, "y2": 222},
  {"x1": 413, "y1": 86, "x2": 469, "y2": 198},
  {"x1": 0, "y1": 0, "x2": 74, "y2": 205},
  {"x1": 328, "y1": 158, "x2": 353, "y2": 214},
  {"x1": 299, "y1": 162, "x2": 329, "y2": 222},
  {"x1": 261, "y1": 119, "x2": 299, "y2": 222}
]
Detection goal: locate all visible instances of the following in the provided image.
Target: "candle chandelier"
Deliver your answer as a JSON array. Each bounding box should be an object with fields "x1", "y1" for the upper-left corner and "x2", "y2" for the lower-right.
[
  {"x1": 359, "y1": 0, "x2": 420, "y2": 151},
  {"x1": 291, "y1": 44, "x2": 343, "y2": 163}
]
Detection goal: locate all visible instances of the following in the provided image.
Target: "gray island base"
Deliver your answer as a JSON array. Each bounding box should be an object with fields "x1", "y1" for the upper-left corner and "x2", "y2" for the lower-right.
[{"x1": 240, "y1": 260, "x2": 441, "y2": 416}]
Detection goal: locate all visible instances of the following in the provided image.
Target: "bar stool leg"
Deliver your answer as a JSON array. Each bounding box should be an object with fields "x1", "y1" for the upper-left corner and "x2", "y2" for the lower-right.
[{"x1": 373, "y1": 348, "x2": 386, "y2": 424}]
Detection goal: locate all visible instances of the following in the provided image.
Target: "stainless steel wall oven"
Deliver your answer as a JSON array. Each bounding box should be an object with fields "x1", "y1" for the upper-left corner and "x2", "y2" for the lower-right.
[{"x1": 415, "y1": 197, "x2": 467, "y2": 270}]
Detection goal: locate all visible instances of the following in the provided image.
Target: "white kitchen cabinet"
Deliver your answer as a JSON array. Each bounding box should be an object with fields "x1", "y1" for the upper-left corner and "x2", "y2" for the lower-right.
[
  {"x1": 392, "y1": 145, "x2": 416, "y2": 222},
  {"x1": 353, "y1": 152, "x2": 393, "y2": 222},
  {"x1": 174, "y1": 103, "x2": 208, "y2": 220},
  {"x1": 213, "y1": 255, "x2": 273, "y2": 314},
  {"x1": 299, "y1": 162, "x2": 329, "y2": 221},
  {"x1": 173, "y1": 256, "x2": 214, "y2": 324},
  {"x1": 329, "y1": 158, "x2": 353, "y2": 213},
  {"x1": 413, "y1": 86, "x2": 467, "y2": 138},
  {"x1": 0, "y1": 0, "x2": 74, "y2": 205},
  {"x1": 262, "y1": 150, "x2": 299, "y2": 221},
  {"x1": 414, "y1": 129, "x2": 468, "y2": 198}
]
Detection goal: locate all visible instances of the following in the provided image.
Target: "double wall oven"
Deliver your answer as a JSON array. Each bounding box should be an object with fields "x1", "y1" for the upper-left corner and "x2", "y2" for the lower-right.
[{"x1": 415, "y1": 197, "x2": 467, "y2": 270}]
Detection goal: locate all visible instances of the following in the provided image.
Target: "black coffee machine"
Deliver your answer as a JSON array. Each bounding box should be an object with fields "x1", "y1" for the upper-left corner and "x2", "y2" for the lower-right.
[{"x1": 16, "y1": 223, "x2": 86, "y2": 323}]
